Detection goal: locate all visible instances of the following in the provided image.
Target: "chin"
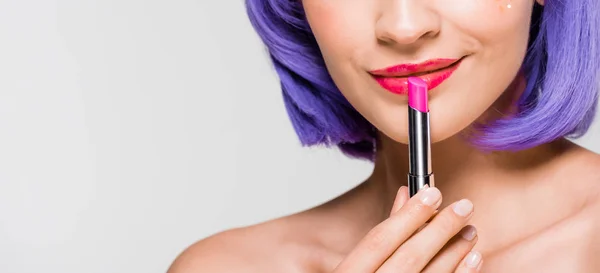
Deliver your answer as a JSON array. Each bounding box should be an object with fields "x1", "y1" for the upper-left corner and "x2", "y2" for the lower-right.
[
  {"x1": 370, "y1": 98, "x2": 474, "y2": 146},
  {"x1": 378, "y1": 122, "x2": 462, "y2": 146}
]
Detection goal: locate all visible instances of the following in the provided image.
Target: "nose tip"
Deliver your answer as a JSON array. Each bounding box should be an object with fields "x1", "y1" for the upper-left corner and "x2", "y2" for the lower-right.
[
  {"x1": 376, "y1": 24, "x2": 435, "y2": 45},
  {"x1": 375, "y1": 2, "x2": 440, "y2": 45}
]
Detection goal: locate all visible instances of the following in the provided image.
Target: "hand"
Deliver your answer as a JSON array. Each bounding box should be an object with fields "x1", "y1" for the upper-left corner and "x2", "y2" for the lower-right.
[{"x1": 333, "y1": 186, "x2": 482, "y2": 273}]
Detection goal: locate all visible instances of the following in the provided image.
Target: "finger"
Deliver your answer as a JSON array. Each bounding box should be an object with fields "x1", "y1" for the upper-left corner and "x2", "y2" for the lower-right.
[
  {"x1": 390, "y1": 186, "x2": 409, "y2": 214},
  {"x1": 378, "y1": 199, "x2": 474, "y2": 272},
  {"x1": 415, "y1": 222, "x2": 429, "y2": 233},
  {"x1": 454, "y1": 250, "x2": 483, "y2": 272},
  {"x1": 411, "y1": 209, "x2": 438, "y2": 236},
  {"x1": 407, "y1": 207, "x2": 440, "y2": 242},
  {"x1": 422, "y1": 225, "x2": 478, "y2": 273},
  {"x1": 334, "y1": 186, "x2": 442, "y2": 273}
]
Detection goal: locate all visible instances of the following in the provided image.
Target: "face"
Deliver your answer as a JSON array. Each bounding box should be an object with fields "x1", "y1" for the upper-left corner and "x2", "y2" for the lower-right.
[{"x1": 302, "y1": 0, "x2": 542, "y2": 144}]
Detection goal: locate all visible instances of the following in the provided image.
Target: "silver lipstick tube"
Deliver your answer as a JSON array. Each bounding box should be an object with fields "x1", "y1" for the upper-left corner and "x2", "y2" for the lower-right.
[{"x1": 408, "y1": 106, "x2": 434, "y2": 197}]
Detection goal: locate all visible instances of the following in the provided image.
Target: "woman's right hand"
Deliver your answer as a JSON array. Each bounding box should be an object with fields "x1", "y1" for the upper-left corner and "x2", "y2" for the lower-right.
[{"x1": 333, "y1": 186, "x2": 482, "y2": 273}]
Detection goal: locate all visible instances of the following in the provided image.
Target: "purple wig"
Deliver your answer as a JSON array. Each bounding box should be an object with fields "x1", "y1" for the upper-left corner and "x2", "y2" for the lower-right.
[{"x1": 245, "y1": 1, "x2": 600, "y2": 160}]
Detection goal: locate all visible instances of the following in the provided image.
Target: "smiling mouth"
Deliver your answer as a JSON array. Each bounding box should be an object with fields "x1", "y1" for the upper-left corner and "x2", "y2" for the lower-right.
[{"x1": 369, "y1": 57, "x2": 464, "y2": 94}]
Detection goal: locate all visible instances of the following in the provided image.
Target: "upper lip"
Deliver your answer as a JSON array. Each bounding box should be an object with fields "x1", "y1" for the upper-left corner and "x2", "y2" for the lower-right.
[{"x1": 369, "y1": 58, "x2": 461, "y2": 78}]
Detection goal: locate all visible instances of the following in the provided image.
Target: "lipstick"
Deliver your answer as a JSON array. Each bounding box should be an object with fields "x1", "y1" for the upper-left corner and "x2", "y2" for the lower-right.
[{"x1": 407, "y1": 77, "x2": 434, "y2": 197}]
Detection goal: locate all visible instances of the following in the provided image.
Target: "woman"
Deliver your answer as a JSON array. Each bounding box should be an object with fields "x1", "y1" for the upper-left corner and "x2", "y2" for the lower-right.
[{"x1": 169, "y1": 0, "x2": 600, "y2": 272}]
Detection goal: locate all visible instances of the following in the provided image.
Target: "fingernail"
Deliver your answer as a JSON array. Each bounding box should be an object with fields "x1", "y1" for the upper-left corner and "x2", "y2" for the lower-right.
[
  {"x1": 453, "y1": 199, "x2": 474, "y2": 217},
  {"x1": 419, "y1": 187, "x2": 441, "y2": 206},
  {"x1": 460, "y1": 225, "x2": 477, "y2": 241},
  {"x1": 465, "y1": 251, "x2": 482, "y2": 268}
]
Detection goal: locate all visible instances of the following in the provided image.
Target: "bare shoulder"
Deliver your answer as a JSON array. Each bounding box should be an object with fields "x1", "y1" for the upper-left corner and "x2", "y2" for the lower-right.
[
  {"x1": 484, "y1": 194, "x2": 600, "y2": 272},
  {"x1": 582, "y1": 200, "x2": 600, "y2": 272},
  {"x1": 168, "y1": 225, "x2": 296, "y2": 273},
  {"x1": 535, "y1": 184, "x2": 600, "y2": 272},
  {"x1": 561, "y1": 144, "x2": 600, "y2": 270},
  {"x1": 167, "y1": 217, "x2": 326, "y2": 273},
  {"x1": 560, "y1": 142, "x2": 600, "y2": 201},
  {"x1": 167, "y1": 228, "x2": 264, "y2": 273},
  {"x1": 557, "y1": 195, "x2": 600, "y2": 272},
  {"x1": 576, "y1": 148, "x2": 600, "y2": 204},
  {"x1": 484, "y1": 143, "x2": 600, "y2": 272}
]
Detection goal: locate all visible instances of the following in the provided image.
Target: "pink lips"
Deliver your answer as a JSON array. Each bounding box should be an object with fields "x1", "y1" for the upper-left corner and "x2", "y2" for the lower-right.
[{"x1": 369, "y1": 58, "x2": 462, "y2": 94}]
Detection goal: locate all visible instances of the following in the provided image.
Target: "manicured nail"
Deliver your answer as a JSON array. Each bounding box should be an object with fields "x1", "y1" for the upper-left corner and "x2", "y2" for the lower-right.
[
  {"x1": 453, "y1": 199, "x2": 474, "y2": 217},
  {"x1": 460, "y1": 225, "x2": 477, "y2": 241},
  {"x1": 419, "y1": 187, "x2": 441, "y2": 206},
  {"x1": 465, "y1": 251, "x2": 482, "y2": 268}
]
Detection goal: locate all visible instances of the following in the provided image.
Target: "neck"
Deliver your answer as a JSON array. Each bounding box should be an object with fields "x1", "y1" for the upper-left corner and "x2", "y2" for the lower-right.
[
  {"x1": 362, "y1": 132, "x2": 580, "y2": 255},
  {"x1": 370, "y1": 132, "x2": 570, "y2": 210}
]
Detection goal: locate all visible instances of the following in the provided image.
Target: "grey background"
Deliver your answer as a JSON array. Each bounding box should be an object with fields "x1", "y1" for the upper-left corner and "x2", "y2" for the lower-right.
[{"x1": 0, "y1": 1, "x2": 597, "y2": 273}]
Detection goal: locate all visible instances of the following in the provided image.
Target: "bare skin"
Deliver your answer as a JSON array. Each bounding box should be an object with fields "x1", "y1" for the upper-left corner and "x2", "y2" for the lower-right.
[
  {"x1": 169, "y1": 0, "x2": 600, "y2": 271},
  {"x1": 168, "y1": 137, "x2": 600, "y2": 272}
]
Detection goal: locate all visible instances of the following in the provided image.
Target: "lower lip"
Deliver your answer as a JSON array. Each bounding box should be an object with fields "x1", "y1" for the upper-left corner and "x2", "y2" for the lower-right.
[{"x1": 372, "y1": 60, "x2": 462, "y2": 95}]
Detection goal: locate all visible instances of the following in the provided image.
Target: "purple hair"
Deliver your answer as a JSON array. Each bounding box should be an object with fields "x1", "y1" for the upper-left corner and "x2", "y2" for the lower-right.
[{"x1": 245, "y1": 1, "x2": 600, "y2": 160}]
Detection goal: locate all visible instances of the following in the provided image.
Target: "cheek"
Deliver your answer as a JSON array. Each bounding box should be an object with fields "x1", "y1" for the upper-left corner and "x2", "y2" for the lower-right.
[
  {"x1": 302, "y1": 0, "x2": 377, "y2": 111},
  {"x1": 302, "y1": 1, "x2": 373, "y2": 65},
  {"x1": 459, "y1": 0, "x2": 532, "y2": 93},
  {"x1": 426, "y1": 1, "x2": 534, "y2": 142},
  {"x1": 448, "y1": 0, "x2": 533, "y2": 95},
  {"x1": 448, "y1": 0, "x2": 533, "y2": 40}
]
